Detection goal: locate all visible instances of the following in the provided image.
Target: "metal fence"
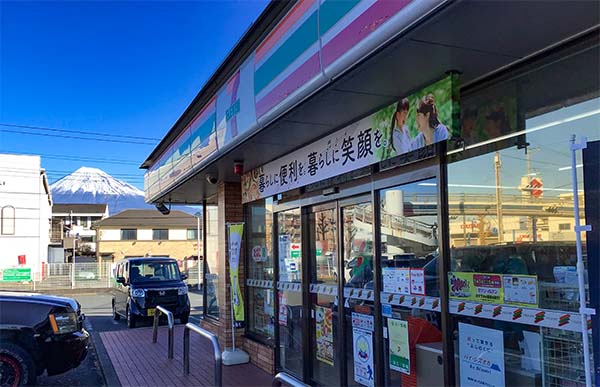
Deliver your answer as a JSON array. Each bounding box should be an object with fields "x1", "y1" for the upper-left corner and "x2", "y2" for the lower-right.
[{"x1": 0, "y1": 263, "x2": 116, "y2": 292}]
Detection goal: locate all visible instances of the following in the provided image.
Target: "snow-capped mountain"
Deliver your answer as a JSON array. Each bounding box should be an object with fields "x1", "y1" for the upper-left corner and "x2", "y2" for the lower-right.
[{"x1": 51, "y1": 167, "x2": 151, "y2": 214}]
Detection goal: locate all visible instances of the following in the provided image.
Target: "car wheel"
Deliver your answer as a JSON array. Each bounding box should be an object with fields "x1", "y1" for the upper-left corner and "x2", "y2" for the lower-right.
[
  {"x1": 0, "y1": 343, "x2": 36, "y2": 386},
  {"x1": 126, "y1": 306, "x2": 136, "y2": 329},
  {"x1": 112, "y1": 300, "x2": 120, "y2": 321},
  {"x1": 179, "y1": 314, "x2": 189, "y2": 324}
]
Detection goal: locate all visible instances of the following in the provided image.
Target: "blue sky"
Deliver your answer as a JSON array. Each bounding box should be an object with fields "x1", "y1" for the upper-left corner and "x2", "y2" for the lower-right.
[{"x1": 0, "y1": 0, "x2": 268, "y2": 189}]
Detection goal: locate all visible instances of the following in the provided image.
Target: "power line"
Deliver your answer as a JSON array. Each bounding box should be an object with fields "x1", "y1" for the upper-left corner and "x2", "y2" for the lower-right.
[
  {"x1": 0, "y1": 150, "x2": 140, "y2": 165},
  {"x1": 0, "y1": 123, "x2": 161, "y2": 141},
  {"x1": 0, "y1": 129, "x2": 156, "y2": 145}
]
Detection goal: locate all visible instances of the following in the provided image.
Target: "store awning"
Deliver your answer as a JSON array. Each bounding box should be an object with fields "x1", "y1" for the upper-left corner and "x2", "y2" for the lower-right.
[{"x1": 147, "y1": 0, "x2": 599, "y2": 205}]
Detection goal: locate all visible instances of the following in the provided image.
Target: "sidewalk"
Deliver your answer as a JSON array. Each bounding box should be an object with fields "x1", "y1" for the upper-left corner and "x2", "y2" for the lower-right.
[{"x1": 100, "y1": 326, "x2": 272, "y2": 387}]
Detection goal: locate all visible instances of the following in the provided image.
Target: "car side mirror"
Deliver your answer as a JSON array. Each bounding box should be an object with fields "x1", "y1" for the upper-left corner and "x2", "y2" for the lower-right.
[
  {"x1": 181, "y1": 273, "x2": 188, "y2": 280},
  {"x1": 116, "y1": 276, "x2": 126, "y2": 284}
]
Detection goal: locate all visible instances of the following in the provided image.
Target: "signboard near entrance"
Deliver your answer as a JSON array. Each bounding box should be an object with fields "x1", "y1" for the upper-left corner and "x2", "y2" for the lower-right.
[
  {"x1": 459, "y1": 323, "x2": 505, "y2": 387},
  {"x1": 0, "y1": 268, "x2": 31, "y2": 282}
]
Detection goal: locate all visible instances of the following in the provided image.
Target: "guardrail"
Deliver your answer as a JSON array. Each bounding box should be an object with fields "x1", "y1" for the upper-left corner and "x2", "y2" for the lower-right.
[
  {"x1": 151, "y1": 305, "x2": 174, "y2": 359},
  {"x1": 183, "y1": 323, "x2": 222, "y2": 387},
  {"x1": 272, "y1": 372, "x2": 309, "y2": 387}
]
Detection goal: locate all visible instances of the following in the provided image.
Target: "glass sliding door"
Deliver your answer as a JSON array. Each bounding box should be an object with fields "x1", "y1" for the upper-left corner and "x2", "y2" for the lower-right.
[
  {"x1": 341, "y1": 201, "x2": 376, "y2": 387},
  {"x1": 308, "y1": 204, "x2": 340, "y2": 386},
  {"x1": 378, "y1": 178, "x2": 443, "y2": 386},
  {"x1": 276, "y1": 208, "x2": 304, "y2": 378}
]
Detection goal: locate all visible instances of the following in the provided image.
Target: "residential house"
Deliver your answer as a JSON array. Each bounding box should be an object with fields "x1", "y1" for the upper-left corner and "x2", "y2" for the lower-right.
[
  {"x1": 52, "y1": 203, "x2": 109, "y2": 257},
  {"x1": 92, "y1": 209, "x2": 200, "y2": 262},
  {"x1": 0, "y1": 154, "x2": 52, "y2": 277}
]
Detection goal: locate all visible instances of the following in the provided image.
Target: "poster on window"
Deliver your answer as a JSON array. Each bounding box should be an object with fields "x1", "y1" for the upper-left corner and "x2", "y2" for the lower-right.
[
  {"x1": 409, "y1": 268, "x2": 426, "y2": 295},
  {"x1": 472, "y1": 273, "x2": 503, "y2": 303},
  {"x1": 503, "y1": 275, "x2": 538, "y2": 307},
  {"x1": 382, "y1": 267, "x2": 411, "y2": 295},
  {"x1": 315, "y1": 306, "x2": 334, "y2": 366},
  {"x1": 459, "y1": 323, "x2": 505, "y2": 387},
  {"x1": 388, "y1": 319, "x2": 410, "y2": 374},
  {"x1": 278, "y1": 292, "x2": 287, "y2": 326},
  {"x1": 353, "y1": 328, "x2": 375, "y2": 387}
]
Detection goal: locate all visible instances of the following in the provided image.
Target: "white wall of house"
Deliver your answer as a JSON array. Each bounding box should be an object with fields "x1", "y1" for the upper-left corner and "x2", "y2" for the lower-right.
[
  {"x1": 137, "y1": 229, "x2": 152, "y2": 240},
  {"x1": 169, "y1": 229, "x2": 187, "y2": 241},
  {"x1": 0, "y1": 154, "x2": 51, "y2": 276},
  {"x1": 99, "y1": 229, "x2": 120, "y2": 241}
]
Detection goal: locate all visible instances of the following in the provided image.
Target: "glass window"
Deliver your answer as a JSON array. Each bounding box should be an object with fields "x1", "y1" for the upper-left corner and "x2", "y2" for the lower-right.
[
  {"x1": 449, "y1": 74, "x2": 599, "y2": 385},
  {"x1": 152, "y1": 229, "x2": 168, "y2": 240},
  {"x1": 1, "y1": 206, "x2": 15, "y2": 235},
  {"x1": 277, "y1": 208, "x2": 303, "y2": 378},
  {"x1": 120, "y1": 229, "x2": 137, "y2": 240},
  {"x1": 205, "y1": 201, "x2": 219, "y2": 319},
  {"x1": 246, "y1": 198, "x2": 274, "y2": 340},
  {"x1": 187, "y1": 228, "x2": 198, "y2": 240},
  {"x1": 129, "y1": 261, "x2": 181, "y2": 283}
]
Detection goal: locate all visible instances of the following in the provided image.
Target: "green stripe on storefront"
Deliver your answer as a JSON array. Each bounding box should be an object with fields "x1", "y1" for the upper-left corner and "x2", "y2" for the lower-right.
[
  {"x1": 319, "y1": 0, "x2": 360, "y2": 36},
  {"x1": 254, "y1": 10, "x2": 318, "y2": 95}
]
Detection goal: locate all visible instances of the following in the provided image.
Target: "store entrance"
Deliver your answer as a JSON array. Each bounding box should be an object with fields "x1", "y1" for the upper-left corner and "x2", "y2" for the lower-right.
[{"x1": 306, "y1": 195, "x2": 375, "y2": 386}]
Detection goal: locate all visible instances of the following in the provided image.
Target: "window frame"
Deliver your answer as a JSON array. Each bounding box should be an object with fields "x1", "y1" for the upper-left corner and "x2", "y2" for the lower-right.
[
  {"x1": 120, "y1": 228, "x2": 137, "y2": 241},
  {"x1": 152, "y1": 228, "x2": 169, "y2": 240},
  {"x1": 1, "y1": 205, "x2": 15, "y2": 235}
]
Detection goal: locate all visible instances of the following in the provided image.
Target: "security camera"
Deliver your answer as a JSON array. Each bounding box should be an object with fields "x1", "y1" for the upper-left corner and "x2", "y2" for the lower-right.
[
  {"x1": 155, "y1": 202, "x2": 170, "y2": 215},
  {"x1": 205, "y1": 174, "x2": 218, "y2": 185}
]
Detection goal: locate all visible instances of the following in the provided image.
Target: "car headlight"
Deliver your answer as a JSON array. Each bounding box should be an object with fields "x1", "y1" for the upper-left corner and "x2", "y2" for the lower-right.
[
  {"x1": 49, "y1": 313, "x2": 78, "y2": 334},
  {"x1": 132, "y1": 289, "x2": 145, "y2": 298},
  {"x1": 178, "y1": 287, "x2": 188, "y2": 295}
]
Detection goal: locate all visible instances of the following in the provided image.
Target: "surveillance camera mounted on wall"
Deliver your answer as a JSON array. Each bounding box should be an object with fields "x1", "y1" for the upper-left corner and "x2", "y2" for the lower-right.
[
  {"x1": 205, "y1": 174, "x2": 218, "y2": 185},
  {"x1": 155, "y1": 202, "x2": 171, "y2": 215}
]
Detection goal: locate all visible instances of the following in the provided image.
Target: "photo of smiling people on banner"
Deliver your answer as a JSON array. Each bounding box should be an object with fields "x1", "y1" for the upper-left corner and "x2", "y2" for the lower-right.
[{"x1": 377, "y1": 74, "x2": 458, "y2": 160}]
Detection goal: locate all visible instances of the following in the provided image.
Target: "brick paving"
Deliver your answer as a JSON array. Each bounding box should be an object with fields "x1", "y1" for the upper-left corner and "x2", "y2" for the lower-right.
[{"x1": 100, "y1": 326, "x2": 273, "y2": 387}]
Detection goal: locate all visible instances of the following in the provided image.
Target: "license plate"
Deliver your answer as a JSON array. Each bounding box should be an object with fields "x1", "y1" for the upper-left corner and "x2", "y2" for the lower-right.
[{"x1": 147, "y1": 308, "x2": 155, "y2": 317}]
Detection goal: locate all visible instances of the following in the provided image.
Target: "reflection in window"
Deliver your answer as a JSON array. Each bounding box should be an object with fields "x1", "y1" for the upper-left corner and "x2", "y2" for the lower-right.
[
  {"x1": 120, "y1": 229, "x2": 137, "y2": 240},
  {"x1": 449, "y1": 97, "x2": 599, "y2": 387},
  {"x1": 152, "y1": 229, "x2": 168, "y2": 240}
]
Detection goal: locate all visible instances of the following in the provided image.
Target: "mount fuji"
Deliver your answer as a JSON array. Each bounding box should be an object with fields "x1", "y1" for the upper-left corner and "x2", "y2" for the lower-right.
[{"x1": 50, "y1": 167, "x2": 152, "y2": 214}]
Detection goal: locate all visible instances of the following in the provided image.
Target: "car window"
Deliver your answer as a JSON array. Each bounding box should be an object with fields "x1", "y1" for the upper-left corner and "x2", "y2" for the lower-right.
[{"x1": 129, "y1": 262, "x2": 181, "y2": 283}]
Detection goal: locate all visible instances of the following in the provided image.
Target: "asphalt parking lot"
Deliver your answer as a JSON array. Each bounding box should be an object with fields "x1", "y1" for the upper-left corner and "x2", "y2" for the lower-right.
[{"x1": 34, "y1": 289, "x2": 204, "y2": 386}]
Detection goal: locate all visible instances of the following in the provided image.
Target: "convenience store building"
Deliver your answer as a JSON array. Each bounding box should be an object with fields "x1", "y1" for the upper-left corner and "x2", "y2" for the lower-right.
[{"x1": 141, "y1": 1, "x2": 600, "y2": 386}]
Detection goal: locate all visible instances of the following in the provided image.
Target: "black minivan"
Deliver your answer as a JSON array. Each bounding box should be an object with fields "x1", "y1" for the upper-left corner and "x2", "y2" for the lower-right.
[{"x1": 112, "y1": 257, "x2": 191, "y2": 328}]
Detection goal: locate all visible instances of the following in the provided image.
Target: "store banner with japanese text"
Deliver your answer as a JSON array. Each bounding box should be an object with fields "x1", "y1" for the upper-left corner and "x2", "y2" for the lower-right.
[
  {"x1": 242, "y1": 75, "x2": 460, "y2": 203},
  {"x1": 459, "y1": 323, "x2": 505, "y2": 387},
  {"x1": 228, "y1": 223, "x2": 245, "y2": 327}
]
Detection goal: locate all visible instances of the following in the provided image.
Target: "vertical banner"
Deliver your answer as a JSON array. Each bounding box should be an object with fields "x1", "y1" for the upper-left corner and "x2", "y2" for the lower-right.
[
  {"x1": 388, "y1": 319, "x2": 410, "y2": 374},
  {"x1": 459, "y1": 323, "x2": 505, "y2": 387},
  {"x1": 228, "y1": 223, "x2": 245, "y2": 327},
  {"x1": 353, "y1": 328, "x2": 375, "y2": 387}
]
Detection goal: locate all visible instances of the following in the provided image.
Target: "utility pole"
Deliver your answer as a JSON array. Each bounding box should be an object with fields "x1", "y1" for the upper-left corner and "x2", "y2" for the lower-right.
[{"x1": 494, "y1": 152, "x2": 504, "y2": 243}]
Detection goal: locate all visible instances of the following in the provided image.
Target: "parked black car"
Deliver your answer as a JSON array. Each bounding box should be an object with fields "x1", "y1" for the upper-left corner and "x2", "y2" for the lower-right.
[
  {"x1": 112, "y1": 257, "x2": 191, "y2": 328},
  {"x1": 0, "y1": 292, "x2": 89, "y2": 386}
]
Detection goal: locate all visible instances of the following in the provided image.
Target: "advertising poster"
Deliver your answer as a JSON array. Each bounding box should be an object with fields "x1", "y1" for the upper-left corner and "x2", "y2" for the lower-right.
[
  {"x1": 409, "y1": 268, "x2": 426, "y2": 296},
  {"x1": 503, "y1": 275, "x2": 538, "y2": 307},
  {"x1": 353, "y1": 328, "x2": 375, "y2": 387},
  {"x1": 227, "y1": 223, "x2": 245, "y2": 327},
  {"x1": 388, "y1": 319, "x2": 410, "y2": 374},
  {"x1": 352, "y1": 312, "x2": 375, "y2": 332},
  {"x1": 242, "y1": 74, "x2": 459, "y2": 203},
  {"x1": 449, "y1": 272, "x2": 473, "y2": 300},
  {"x1": 472, "y1": 274, "x2": 503, "y2": 303},
  {"x1": 0, "y1": 268, "x2": 31, "y2": 282},
  {"x1": 459, "y1": 323, "x2": 505, "y2": 387},
  {"x1": 315, "y1": 306, "x2": 334, "y2": 366},
  {"x1": 382, "y1": 267, "x2": 410, "y2": 295},
  {"x1": 278, "y1": 235, "x2": 291, "y2": 282}
]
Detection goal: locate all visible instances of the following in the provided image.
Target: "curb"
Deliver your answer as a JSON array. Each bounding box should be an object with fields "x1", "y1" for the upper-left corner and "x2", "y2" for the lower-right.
[{"x1": 84, "y1": 319, "x2": 121, "y2": 387}]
